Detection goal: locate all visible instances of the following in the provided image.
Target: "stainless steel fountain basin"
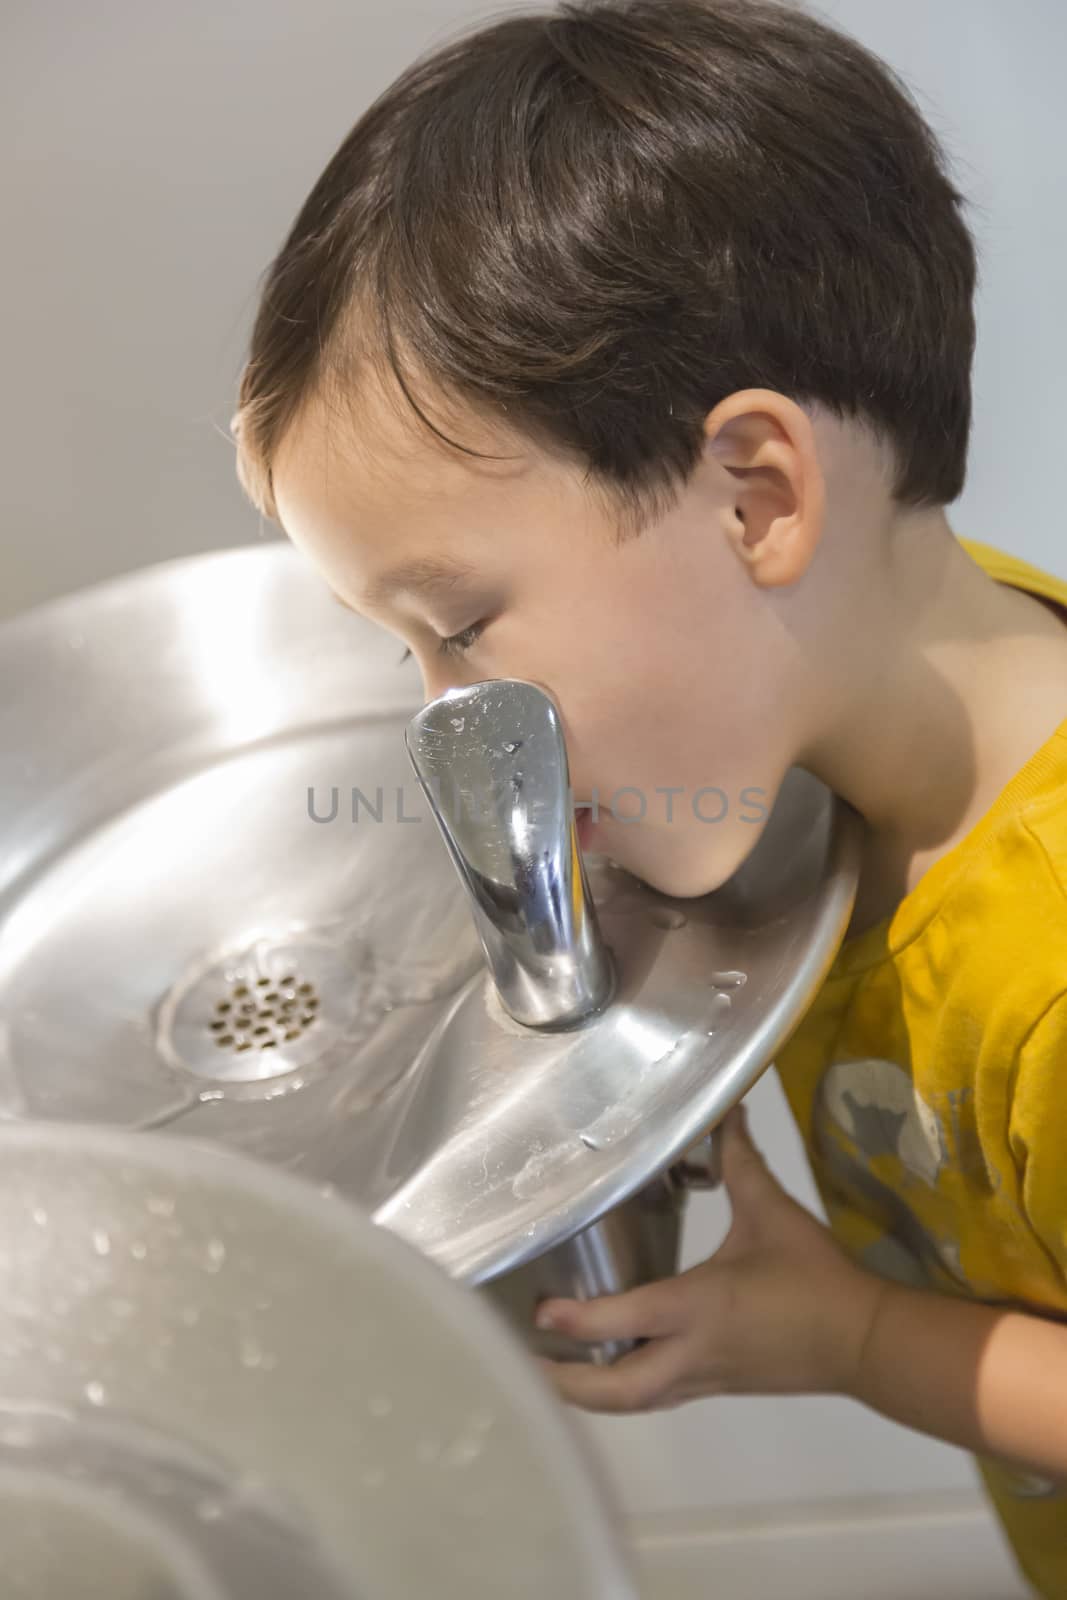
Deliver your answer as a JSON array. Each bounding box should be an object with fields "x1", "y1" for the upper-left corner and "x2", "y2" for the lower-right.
[
  {"x1": 0, "y1": 1122, "x2": 638, "y2": 1598},
  {"x1": 0, "y1": 544, "x2": 862, "y2": 1357}
]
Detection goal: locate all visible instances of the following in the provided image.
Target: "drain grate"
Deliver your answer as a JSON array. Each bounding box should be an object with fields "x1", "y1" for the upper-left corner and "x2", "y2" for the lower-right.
[
  {"x1": 154, "y1": 935, "x2": 358, "y2": 1085},
  {"x1": 208, "y1": 972, "x2": 321, "y2": 1055}
]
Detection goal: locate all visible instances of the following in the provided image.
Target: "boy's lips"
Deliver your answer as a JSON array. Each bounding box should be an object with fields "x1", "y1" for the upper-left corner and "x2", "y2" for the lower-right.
[{"x1": 574, "y1": 807, "x2": 599, "y2": 849}]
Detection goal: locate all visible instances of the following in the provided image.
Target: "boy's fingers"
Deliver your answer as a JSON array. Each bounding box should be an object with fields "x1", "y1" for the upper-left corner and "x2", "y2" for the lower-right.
[
  {"x1": 719, "y1": 1104, "x2": 779, "y2": 1199},
  {"x1": 535, "y1": 1281, "x2": 680, "y2": 1342},
  {"x1": 537, "y1": 1335, "x2": 686, "y2": 1414}
]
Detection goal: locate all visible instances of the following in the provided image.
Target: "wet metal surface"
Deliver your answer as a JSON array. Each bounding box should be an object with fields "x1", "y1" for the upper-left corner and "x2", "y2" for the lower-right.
[
  {"x1": 0, "y1": 1123, "x2": 639, "y2": 1598},
  {"x1": 0, "y1": 545, "x2": 862, "y2": 1284}
]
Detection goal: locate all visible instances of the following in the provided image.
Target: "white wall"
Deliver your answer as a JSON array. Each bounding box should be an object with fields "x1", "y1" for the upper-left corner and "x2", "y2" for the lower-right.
[{"x1": 4, "y1": 1, "x2": 1062, "y2": 1591}]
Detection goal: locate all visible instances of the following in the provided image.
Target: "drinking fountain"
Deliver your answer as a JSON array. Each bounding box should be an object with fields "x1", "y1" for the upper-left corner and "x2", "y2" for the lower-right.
[
  {"x1": 0, "y1": 1122, "x2": 641, "y2": 1598},
  {"x1": 0, "y1": 544, "x2": 864, "y2": 1369},
  {"x1": 401, "y1": 673, "x2": 865, "y2": 1362}
]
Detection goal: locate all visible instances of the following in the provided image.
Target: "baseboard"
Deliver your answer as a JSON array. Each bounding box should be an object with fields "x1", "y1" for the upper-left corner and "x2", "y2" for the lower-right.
[{"x1": 626, "y1": 1489, "x2": 1032, "y2": 1599}]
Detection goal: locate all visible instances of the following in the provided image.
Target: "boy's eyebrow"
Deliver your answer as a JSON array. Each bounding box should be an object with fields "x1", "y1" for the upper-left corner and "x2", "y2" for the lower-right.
[{"x1": 362, "y1": 555, "x2": 477, "y2": 608}]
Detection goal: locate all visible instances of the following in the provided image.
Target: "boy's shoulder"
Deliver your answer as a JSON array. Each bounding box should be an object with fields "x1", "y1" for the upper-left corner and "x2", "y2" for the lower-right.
[
  {"x1": 947, "y1": 759, "x2": 1067, "y2": 1054},
  {"x1": 955, "y1": 531, "x2": 1067, "y2": 906},
  {"x1": 1021, "y1": 733, "x2": 1067, "y2": 856},
  {"x1": 963, "y1": 735, "x2": 1067, "y2": 947}
]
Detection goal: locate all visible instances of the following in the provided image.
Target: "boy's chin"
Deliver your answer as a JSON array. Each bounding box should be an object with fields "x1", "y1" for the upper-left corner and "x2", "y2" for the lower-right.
[{"x1": 590, "y1": 828, "x2": 755, "y2": 901}]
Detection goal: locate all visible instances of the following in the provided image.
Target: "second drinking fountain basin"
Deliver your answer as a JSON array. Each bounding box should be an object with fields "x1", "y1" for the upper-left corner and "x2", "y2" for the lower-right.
[{"x1": 0, "y1": 544, "x2": 863, "y2": 1364}]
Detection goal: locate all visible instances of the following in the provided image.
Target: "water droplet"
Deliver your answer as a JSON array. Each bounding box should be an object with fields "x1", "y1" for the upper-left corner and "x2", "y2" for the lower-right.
[
  {"x1": 579, "y1": 1133, "x2": 601, "y2": 1151},
  {"x1": 130, "y1": 1241, "x2": 147, "y2": 1261},
  {"x1": 198, "y1": 1089, "x2": 226, "y2": 1104},
  {"x1": 205, "y1": 1239, "x2": 226, "y2": 1272},
  {"x1": 31, "y1": 1208, "x2": 48, "y2": 1228},
  {"x1": 84, "y1": 1381, "x2": 106, "y2": 1407},
  {"x1": 91, "y1": 1229, "x2": 111, "y2": 1257},
  {"x1": 711, "y1": 970, "x2": 747, "y2": 988},
  {"x1": 239, "y1": 1337, "x2": 264, "y2": 1370},
  {"x1": 449, "y1": 717, "x2": 465, "y2": 732},
  {"x1": 368, "y1": 1394, "x2": 392, "y2": 1418},
  {"x1": 146, "y1": 1195, "x2": 175, "y2": 1218},
  {"x1": 649, "y1": 906, "x2": 687, "y2": 930},
  {"x1": 263, "y1": 1076, "x2": 306, "y2": 1102},
  {"x1": 440, "y1": 1436, "x2": 484, "y2": 1468},
  {"x1": 502, "y1": 740, "x2": 523, "y2": 754}
]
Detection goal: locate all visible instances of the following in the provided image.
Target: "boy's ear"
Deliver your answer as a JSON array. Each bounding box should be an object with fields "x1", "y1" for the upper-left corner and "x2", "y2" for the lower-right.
[{"x1": 702, "y1": 389, "x2": 826, "y2": 588}]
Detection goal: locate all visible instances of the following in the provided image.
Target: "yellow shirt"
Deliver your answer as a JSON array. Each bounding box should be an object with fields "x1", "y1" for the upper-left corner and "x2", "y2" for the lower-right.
[{"x1": 774, "y1": 537, "x2": 1067, "y2": 1599}]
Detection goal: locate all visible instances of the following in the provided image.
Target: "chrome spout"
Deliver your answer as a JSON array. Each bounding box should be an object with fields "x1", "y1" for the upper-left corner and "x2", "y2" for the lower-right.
[{"x1": 404, "y1": 678, "x2": 615, "y2": 1030}]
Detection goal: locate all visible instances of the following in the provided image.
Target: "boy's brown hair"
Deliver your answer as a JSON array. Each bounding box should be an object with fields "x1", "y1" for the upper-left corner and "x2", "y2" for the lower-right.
[{"x1": 233, "y1": 0, "x2": 979, "y2": 540}]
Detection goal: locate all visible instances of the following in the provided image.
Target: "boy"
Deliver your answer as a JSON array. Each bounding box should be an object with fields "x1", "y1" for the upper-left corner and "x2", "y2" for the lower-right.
[{"x1": 230, "y1": 0, "x2": 1067, "y2": 1590}]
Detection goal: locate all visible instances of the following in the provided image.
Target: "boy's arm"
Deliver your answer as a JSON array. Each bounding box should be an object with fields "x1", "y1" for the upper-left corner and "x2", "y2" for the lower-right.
[
  {"x1": 536, "y1": 1106, "x2": 1067, "y2": 1482},
  {"x1": 854, "y1": 989, "x2": 1067, "y2": 1478},
  {"x1": 854, "y1": 1278, "x2": 1067, "y2": 1479}
]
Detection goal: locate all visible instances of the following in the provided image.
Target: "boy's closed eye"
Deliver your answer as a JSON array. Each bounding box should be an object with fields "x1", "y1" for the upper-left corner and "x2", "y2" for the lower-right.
[{"x1": 328, "y1": 589, "x2": 486, "y2": 664}]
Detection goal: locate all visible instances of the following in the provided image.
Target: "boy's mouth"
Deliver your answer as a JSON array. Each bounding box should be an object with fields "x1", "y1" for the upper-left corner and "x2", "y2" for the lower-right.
[{"x1": 574, "y1": 806, "x2": 599, "y2": 850}]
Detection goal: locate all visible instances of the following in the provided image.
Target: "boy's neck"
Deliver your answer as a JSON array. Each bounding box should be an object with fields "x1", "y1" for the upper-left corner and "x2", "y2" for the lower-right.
[{"x1": 800, "y1": 528, "x2": 1067, "y2": 940}]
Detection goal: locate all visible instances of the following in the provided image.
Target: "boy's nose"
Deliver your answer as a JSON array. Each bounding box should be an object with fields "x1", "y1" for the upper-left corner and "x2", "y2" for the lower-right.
[{"x1": 419, "y1": 662, "x2": 472, "y2": 705}]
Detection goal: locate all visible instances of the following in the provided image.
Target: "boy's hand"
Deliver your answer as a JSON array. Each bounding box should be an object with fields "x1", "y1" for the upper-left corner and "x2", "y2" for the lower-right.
[{"x1": 533, "y1": 1104, "x2": 888, "y2": 1413}]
